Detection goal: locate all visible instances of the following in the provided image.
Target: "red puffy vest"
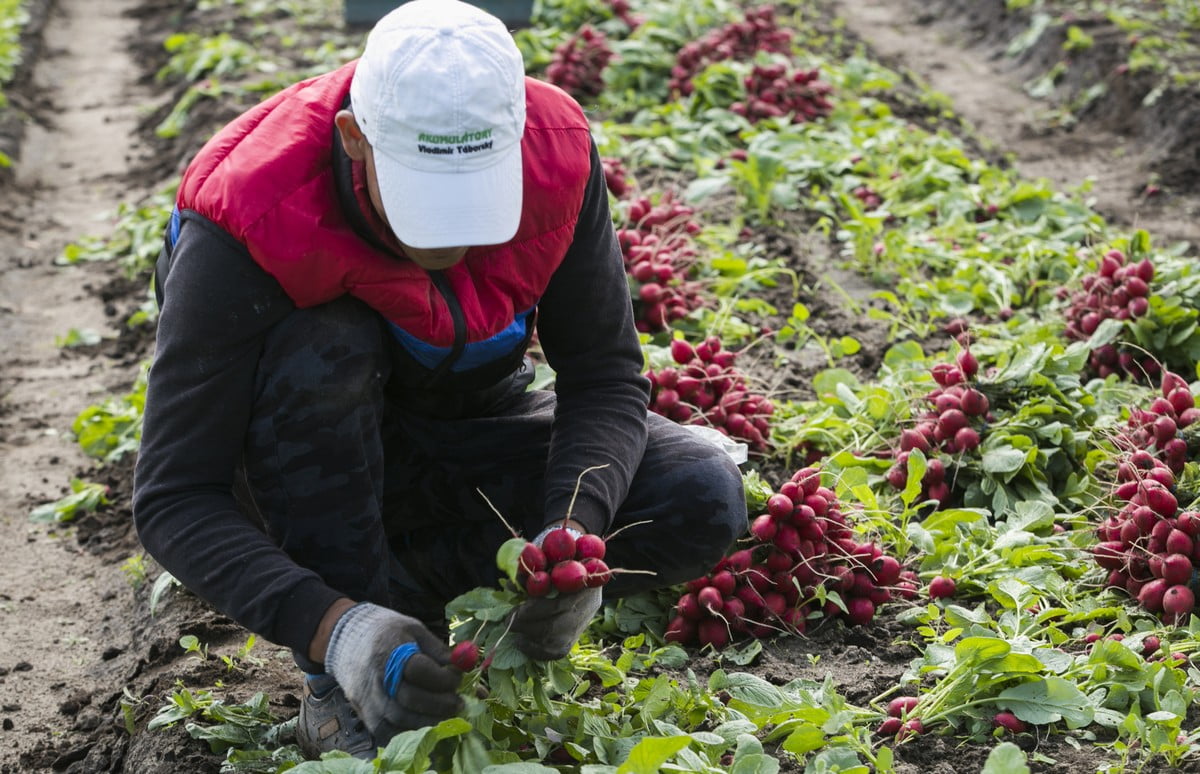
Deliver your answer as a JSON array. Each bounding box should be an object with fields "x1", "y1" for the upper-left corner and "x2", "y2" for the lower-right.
[{"x1": 176, "y1": 61, "x2": 592, "y2": 350}]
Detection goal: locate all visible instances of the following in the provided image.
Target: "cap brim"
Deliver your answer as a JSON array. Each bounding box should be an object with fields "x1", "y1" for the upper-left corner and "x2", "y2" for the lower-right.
[{"x1": 374, "y1": 143, "x2": 523, "y2": 250}]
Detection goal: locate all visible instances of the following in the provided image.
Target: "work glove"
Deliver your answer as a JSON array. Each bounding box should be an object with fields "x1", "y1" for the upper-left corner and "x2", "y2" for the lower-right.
[
  {"x1": 509, "y1": 526, "x2": 604, "y2": 661},
  {"x1": 325, "y1": 602, "x2": 462, "y2": 745}
]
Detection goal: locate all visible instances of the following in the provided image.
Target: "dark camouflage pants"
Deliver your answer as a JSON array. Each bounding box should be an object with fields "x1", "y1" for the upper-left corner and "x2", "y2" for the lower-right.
[{"x1": 238, "y1": 297, "x2": 746, "y2": 661}]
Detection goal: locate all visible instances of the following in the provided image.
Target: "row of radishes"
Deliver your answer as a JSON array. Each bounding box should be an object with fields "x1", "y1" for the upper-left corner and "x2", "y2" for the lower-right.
[
  {"x1": 882, "y1": 346, "x2": 987, "y2": 503},
  {"x1": 646, "y1": 335, "x2": 775, "y2": 452},
  {"x1": 1063, "y1": 248, "x2": 1162, "y2": 380},
  {"x1": 664, "y1": 466, "x2": 915, "y2": 647},
  {"x1": 1093, "y1": 371, "x2": 1200, "y2": 621}
]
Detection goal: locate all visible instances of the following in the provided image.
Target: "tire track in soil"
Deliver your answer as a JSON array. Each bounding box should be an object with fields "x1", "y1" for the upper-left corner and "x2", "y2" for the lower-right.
[
  {"x1": 0, "y1": 0, "x2": 154, "y2": 769},
  {"x1": 831, "y1": 0, "x2": 1200, "y2": 252}
]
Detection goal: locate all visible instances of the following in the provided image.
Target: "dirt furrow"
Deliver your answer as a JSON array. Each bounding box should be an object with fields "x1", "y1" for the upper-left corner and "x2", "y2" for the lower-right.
[
  {"x1": 832, "y1": 0, "x2": 1200, "y2": 251},
  {"x1": 0, "y1": 0, "x2": 152, "y2": 767}
]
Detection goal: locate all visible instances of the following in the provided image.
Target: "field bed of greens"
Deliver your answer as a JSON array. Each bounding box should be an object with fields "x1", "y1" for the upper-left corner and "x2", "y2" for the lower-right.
[{"x1": 20, "y1": 0, "x2": 1200, "y2": 772}]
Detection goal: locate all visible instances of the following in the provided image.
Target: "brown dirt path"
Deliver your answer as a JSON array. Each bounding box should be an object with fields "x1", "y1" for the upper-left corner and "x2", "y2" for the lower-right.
[
  {"x1": 0, "y1": 0, "x2": 154, "y2": 767},
  {"x1": 831, "y1": 0, "x2": 1200, "y2": 252}
]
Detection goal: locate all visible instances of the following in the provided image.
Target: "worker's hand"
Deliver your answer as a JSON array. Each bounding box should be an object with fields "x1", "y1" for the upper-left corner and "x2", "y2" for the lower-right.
[
  {"x1": 510, "y1": 584, "x2": 603, "y2": 660},
  {"x1": 325, "y1": 603, "x2": 462, "y2": 745},
  {"x1": 510, "y1": 524, "x2": 603, "y2": 660}
]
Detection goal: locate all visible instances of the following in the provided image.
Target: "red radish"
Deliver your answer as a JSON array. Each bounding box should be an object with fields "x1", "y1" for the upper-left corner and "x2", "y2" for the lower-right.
[
  {"x1": 899, "y1": 428, "x2": 929, "y2": 452},
  {"x1": 929, "y1": 576, "x2": 956, "y2": 599},
  {"x1": 885, "y1": 465, "x2": 908, "y2": 489},
  {"x1": 957, "y1": 349, "x2": 979, "y2": 379},
  {"x1": 1166, "y1": 529, "x2": 1194, "y2": 557},
  {"x1": 697, "y1": 586, "x2": 725, "y2": 614},
  {"x1": 664, "y1": 616, "x2": 696, "y2": 644},
  {"x1": 677, "y1": 592, "x2": 703, "y2": 621},
  {"x1": 1161, "y1": 553, "x2": 1193, "y2": 587},
  {"x1": 575, "y1": 533, "x2": 607, "y2": 561},
  {"x1": 541, "y1": 528, "x2": 578, "y2": 564},
  {"x1": 954, "y1": 426, "x2": 981, "y2": 452},
  {"x1": 582, "y1": 557, "x2": 611, "y2": 587},
  {"x1": 750, "y1": 513, "x2": 778, "y2": 542},
  {"x1": 766, "y1": 493, "x2": 794, "y2": 519},
  {"x1": 519, "y1": 542, "x2": 547, "y2": 576},
  {"x1": 887, "y1": 696, "x2": 919, "y2": 717},
  {"x1": 1142, "y1": 635, "x2": 1161, "y2": 657},
  {"x1": 450, "y1": 640, "x2": 481, "y2": 671},
  {"x1": 525, "y1": 570, "x2": 551, "y2": 598},
  {"x1": 697, "y1": 618, "x2": 730, "y2": 648},
  {"x1": 1139, "y1": 579, "x2": 1169, "y2": 613},
  {"x1": 871, "y1": 555, "x2": 902, "y2": 586},
  {"x1": 960, "y1": 388, "x2": 989, "y2": 416},
  {"x1": 550, "y1": 560, "x2": 588, "y2": 594},
  {"x1": 993, "y1": 711, "x2": 1026, "y2": 733},
  {"x1": 845, "y1": 596, "x2": 875, "y2": 626},
  {"x1": 899, "y1": 718, "x2": 924, "y2": 739},
  {"x1": 938, "y1": 409, "x2": 968, "y2": 437},
  {"x1": 670, "y1": 338, "x2": 695, "y2": 364},
  {"x1": 710, "y1": 570, "x2": 736, "y2": 596},
  {"x1": 876, "y1": 717, "x2": 902, "y2": 736},
  {"x1": 1092, "y1": 541, "x2": 1127, "y2": 571},
  {"x1": 1163, "y1": 585, "x2": 1195, "y2": 621}
]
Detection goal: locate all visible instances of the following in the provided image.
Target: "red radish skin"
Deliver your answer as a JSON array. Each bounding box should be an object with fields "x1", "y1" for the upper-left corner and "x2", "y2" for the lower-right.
[
  {"x1": 1163, "y1": 585, "x2": 1195, "y2": 622},
  {"x1": 677, "y1": 592, "x2": 703, "y2": 621},
  {"x1": 450, "y1": 640, "x2": 481, "y2": 671},
  {"x1": 899, "y1": 719, "x2": 924, "y2": 739},
  {"x1": 541, "y1": 528, "x2": 578, "y2": 564},
  {"x1": 1139, "y1": 579, "x2": 1168, "y2": 613},
  {"x1": 845, "y1": 596, "x2": 876, "y2": 626},
  {"x1": 664, "y1": 616, "x2": 695, "y2": 644},
  {"x1": 993, "y1": 711, "x2": 1026, "y2": 734},
  {"x1": 574, "y1": 533, "x2": 607, "y2": 561},
  {"x1": 582, "y1": 557, "x2": 611, "y2": 587},
  {"x1": 550, "y1": 560, "x2": 588, "y2": 593},
  {"x1": 929, "y1": 576, "x2": 957, "y2": 599},
  {"x1": 519, "y1": 543, "x2": 547, "y2": 576},
  {"x1": 887, "y1": 696, "x2": 919, "y2": 718},
  {"x1": 697, "y1": 618, "x2": 730, "y2": 649},
  {"x1": 876, "y1": 717, "x2": 902, "y2": 736},
  {"x1": 525, "y1": 571, "x2": 551, "y2": 598},
  {"x1": 697, "y1": 586, "x2": 725, "y2": 614}
]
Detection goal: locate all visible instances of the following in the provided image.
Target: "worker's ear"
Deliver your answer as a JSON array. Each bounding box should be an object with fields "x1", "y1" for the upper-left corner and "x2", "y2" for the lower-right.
[{"x1": 335, "y1": 110, "x2": 369, "y2": 162}]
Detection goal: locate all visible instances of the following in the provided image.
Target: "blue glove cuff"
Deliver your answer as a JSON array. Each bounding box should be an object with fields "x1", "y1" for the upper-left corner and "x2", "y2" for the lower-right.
[{"x1": 383, "y1": 642, "x2": 421, "y2": 697}]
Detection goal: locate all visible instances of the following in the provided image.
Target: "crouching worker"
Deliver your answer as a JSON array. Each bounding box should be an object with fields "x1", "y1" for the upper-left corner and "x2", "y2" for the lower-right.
[{"x1": 132, "y1": 0, "x2": 746, "y2": 761}]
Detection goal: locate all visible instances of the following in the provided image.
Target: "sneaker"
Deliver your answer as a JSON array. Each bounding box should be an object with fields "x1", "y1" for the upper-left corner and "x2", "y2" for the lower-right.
[{"x1": 296, "y1": 680, "x2": 377, "y2": 760}]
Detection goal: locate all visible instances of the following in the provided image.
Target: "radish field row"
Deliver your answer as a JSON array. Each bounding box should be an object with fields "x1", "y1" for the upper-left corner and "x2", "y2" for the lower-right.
[{"x1": 41, "y1": 0, "x2": 1200, "y2": 772}]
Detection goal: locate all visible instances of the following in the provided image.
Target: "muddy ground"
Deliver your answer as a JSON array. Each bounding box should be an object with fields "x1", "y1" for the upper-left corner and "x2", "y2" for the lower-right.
[{"x1": 1, "y1": 0, "x2": 1199, "y2": 772}]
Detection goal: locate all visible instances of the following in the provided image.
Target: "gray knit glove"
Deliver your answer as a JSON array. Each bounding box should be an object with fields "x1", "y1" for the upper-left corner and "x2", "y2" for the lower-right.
[
  {"x1": 325, "y1": 603, "x2": 461, "y2": 744},
  {"x1": 510, "y1": 525, "x2": 603, "y2": 661}
]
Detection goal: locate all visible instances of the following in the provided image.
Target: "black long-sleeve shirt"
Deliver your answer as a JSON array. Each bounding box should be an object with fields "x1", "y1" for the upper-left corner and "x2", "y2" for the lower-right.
[{"x1": 132, "y1": 143, "x2": 650, "y2": 656}]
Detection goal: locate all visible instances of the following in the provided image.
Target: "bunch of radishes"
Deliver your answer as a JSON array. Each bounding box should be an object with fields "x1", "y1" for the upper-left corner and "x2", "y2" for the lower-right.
[
  {"x1": 729, "y1": 62, "x2": 833, "y2": 123},
  {"x1": 668, "y1": 5, "x2": 793, "y2": 96},
  {"x1": 617, "y1": 194, "x2": 707, "y2": 332},
  {"x1": 1062, "y1": 248, "x2": 1158, "y2": 379},
  {"x1": 516, "y1": 528, "x2": 613, "y2": 597},
  {"x1": 1094, "y1": 449, "x2": 1197, "y2": 623},
  {"x1": 544, "y1": 25, "x2": 614, "y2": 102},
  {"x1": 665, "y1": 466, "x2": 912, "y2": 648},
  {"x1": 883, "y1": 348, "x2": 989, "y2": 502},
  {"x1": 601, "y1": 156, "x2": 633, "y2": 199},
  {"x1": 646, "y1": 336, "x2": 774, "y2": 452},
  {"x1": 1119, "y1": 370, "x2": 1197, "y2": 475}
]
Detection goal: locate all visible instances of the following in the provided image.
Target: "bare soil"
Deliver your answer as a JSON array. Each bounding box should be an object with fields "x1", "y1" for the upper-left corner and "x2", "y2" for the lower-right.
[{"x1": 2, "y1": 1, "x2": 1199, "y2": 772}]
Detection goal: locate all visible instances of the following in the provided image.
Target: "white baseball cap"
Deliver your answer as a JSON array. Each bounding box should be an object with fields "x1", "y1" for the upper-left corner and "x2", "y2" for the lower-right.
[{"x1": 349, "y1": 0, "x2": 527, "y2": 249}]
